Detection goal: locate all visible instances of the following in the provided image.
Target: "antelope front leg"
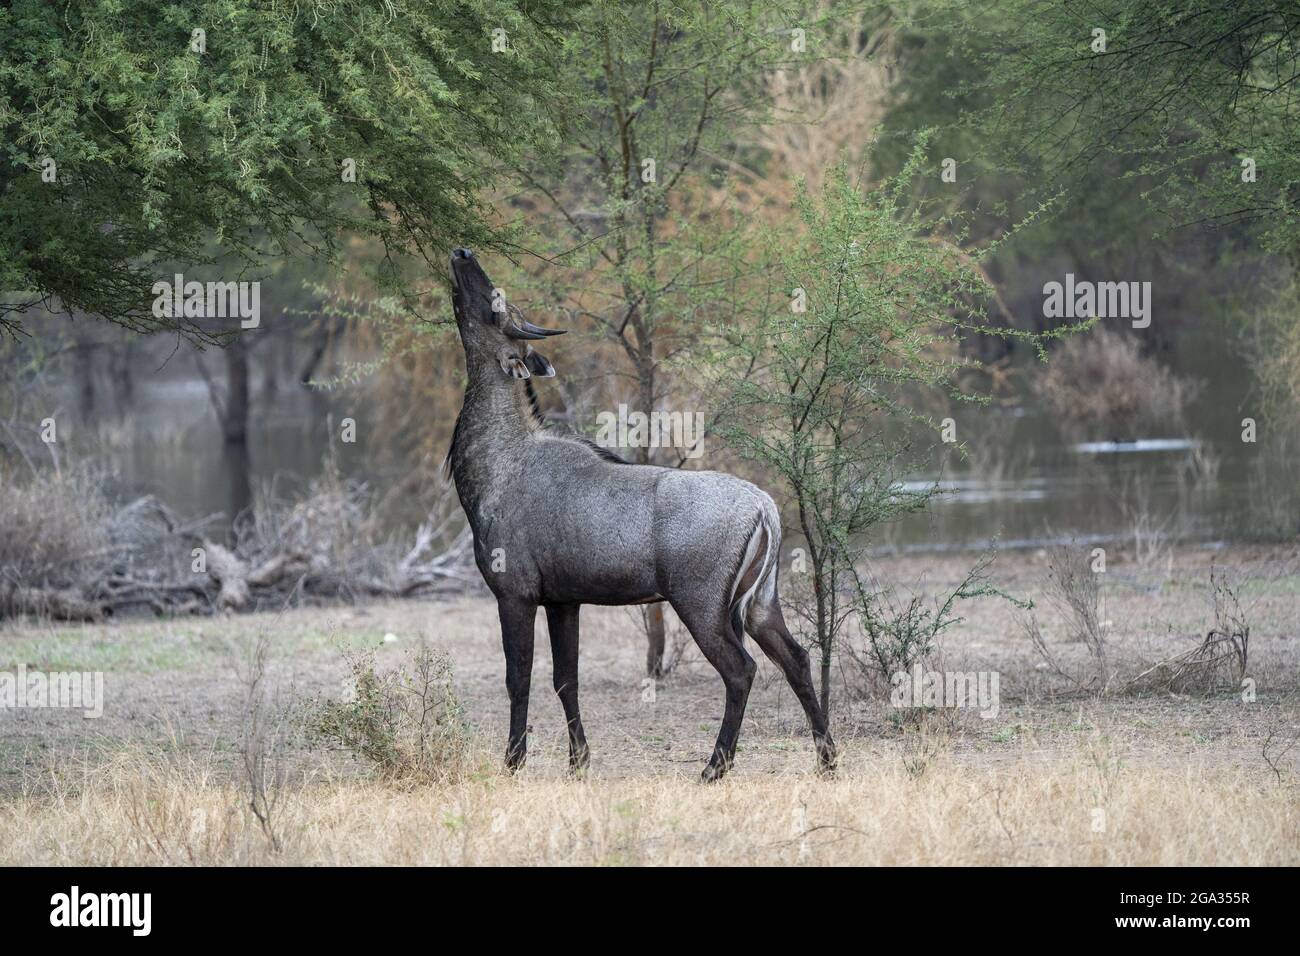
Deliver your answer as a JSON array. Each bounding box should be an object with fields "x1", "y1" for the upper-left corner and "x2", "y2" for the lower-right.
[
  {"x1": 545, "y1": 603, "x2": 590, "y2": 773},
  {"x1": 498, "y1": 598, "x2": 537, "y2": 772}
]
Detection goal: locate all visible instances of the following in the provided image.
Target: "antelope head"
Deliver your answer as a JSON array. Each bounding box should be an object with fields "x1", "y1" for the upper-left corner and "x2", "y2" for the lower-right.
[{"x1": 449, "y1": 248, "x2": 565, "y2": 380}]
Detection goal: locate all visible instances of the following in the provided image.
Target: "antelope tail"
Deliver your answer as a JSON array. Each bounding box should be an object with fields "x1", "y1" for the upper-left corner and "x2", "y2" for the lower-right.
[{"x1": 728, "y1": 494, "x2": 781, "y2": 638}]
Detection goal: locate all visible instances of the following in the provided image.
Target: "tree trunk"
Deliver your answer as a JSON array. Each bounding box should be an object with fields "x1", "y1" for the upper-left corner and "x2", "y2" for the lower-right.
[
  {"x1": 222, "y1": 439, "x2": 254, "y2": 536},
  {"x1": 632, "y1": 345, "x2": 670, "y2": 677},
  {"x1": 816, "y1": 571, "x2": 832, "y2": 717},
  {"x1": 645, "y1": 603, "x2": 666, "y2": 677},
  {"x1": 820, "y1": 653, "x2": 832, "y2": 718},
  {"x1": 221, "y1": 336, "x2": 254, "y2": 536},
  {"x1": 112, "y1": 340, "x2": 135, "y2": 417},
  {"x1": 299, "y1": 314, "x2": 333, "y2": 387},
  {"x1": 223, "y1": 335, "x2": 250, "y2": 445},
  {"x1": 261, "y1": 334, "x2": 280, "y2": 399},
  {"x1": 75, "y1": 337, "x2": 96, "y2": 421}
]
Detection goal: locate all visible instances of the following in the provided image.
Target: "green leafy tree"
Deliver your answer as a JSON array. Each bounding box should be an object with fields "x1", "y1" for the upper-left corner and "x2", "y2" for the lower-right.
[
  {"x1": 508, "y1": 0, "x2": 825, "y2": 674},
  {"x1": 955, "y1": 0, "x2": 1300, "y2": 254},
  {"x1": 0, "y1": 0, "x2": 575, "y2": 338},
  {"x1": 704, "y1": 157, "x2": 1049, "y2": 713},
  {"x1": 913, "y1": 0, "x2": 1300, "y2": 397}
]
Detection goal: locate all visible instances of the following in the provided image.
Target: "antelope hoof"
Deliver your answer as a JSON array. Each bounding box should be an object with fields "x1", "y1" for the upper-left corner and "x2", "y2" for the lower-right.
[
  {"x1": 504, "y1": 746, "x2": 527, "y2": 774},
  {"x1": 700, "y1": 757, "x2": 732, "y2": 784},
  {"x1": 569, "y1": 745, "x2": 591, "y2": 775}
]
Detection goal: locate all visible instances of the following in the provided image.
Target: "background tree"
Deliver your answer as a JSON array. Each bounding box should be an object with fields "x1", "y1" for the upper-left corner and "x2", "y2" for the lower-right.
[
  {"x1": 506, "y1": 0, "x2": 824, "y2": 675},
  {"x1": 704, "y1": 157, "x2": 1049, "y2": 713},
  {"x1": 893, "y1": 0, "x2": 1300, "y2": 397},
  {"x1": 957, "y1": 0, "x2": 1300, "y2": 253},
  {"x1": 0, "y1": 0, "x2": 575, "y2": 338}
]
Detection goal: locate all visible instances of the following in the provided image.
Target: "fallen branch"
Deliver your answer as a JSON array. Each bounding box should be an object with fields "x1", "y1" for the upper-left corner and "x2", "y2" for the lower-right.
[{"x1": 2, "y1": 467, "x2": 479, "y2": 622}]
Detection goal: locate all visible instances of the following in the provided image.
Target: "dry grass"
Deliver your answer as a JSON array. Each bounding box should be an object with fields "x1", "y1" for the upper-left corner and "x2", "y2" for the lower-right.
[
  {"x1": 0, "y1": 465, "x2": 112, "y2": 594},
  {"x1": 1, "y1": 743, "x2": 1295, "y2": 866},
  {"x1": 2, "y1": 546, "x2": 1296, "y2": 865},
  {"x1": 1034, "y1": 327, "x2": 1200, "y2": 441}
]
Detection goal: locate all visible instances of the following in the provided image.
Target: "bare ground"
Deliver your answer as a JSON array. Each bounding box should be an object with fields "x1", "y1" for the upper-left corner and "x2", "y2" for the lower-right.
[{"x1": 1, "y1": 544, "x2": 1298, "y2": 864}]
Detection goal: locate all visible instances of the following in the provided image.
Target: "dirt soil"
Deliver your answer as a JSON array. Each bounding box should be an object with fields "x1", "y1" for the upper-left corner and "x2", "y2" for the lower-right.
[{"x1": 2, "y1": 544, "x2": 1298, "y2": 790}]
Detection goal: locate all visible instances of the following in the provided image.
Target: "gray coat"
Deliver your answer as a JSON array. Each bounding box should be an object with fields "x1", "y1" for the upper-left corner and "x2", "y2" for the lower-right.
[{"x1": 446, "y1": 248, "x2": 835, "y2": 780}]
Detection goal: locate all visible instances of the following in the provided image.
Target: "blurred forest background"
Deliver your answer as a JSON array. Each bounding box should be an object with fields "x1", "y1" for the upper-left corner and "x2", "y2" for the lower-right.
[{"x1": 3, "y1": 0, "x2": 1299, "y2": 623}]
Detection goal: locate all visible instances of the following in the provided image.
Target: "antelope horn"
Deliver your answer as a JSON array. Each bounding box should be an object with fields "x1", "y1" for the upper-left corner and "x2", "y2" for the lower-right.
[
  {"x1": 503, "y1": 304, "x2": 566, "y2": 339},
  {"x1": 516, "y1": 320, "x2": 566, "y2": 337}
]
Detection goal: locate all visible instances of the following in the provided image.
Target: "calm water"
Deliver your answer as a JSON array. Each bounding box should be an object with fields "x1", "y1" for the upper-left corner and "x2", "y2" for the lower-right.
[
  {"x1": 100, "y1": 379, "x2": 407, "y2": 534},
  {"x1": 94, "y1": 348, "x2": 1296, "y2": 552}
]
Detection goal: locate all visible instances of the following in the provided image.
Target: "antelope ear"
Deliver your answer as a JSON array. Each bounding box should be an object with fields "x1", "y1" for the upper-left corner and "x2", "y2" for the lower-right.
[
  {"x1": 523, "y1": 347, "x2": 555, "y2": 378},
  {"x1": 498, "y1": 347, "x2": 531, "y2": 379}
]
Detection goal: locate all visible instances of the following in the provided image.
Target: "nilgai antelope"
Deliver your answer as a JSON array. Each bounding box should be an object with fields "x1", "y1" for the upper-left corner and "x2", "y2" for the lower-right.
[{"x1": 446, "y1": 248, "x2": 836, "y2": 781}]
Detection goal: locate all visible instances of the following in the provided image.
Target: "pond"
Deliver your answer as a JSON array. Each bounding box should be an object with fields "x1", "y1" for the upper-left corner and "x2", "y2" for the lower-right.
[{"x1": 93, "y1": 336, "x2": 1296, "y2": 554}]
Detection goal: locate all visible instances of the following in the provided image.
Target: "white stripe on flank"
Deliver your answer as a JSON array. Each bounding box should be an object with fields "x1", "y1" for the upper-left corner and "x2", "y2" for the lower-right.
[{"x1": 729, "y1": 493, "x2": 780, "y2": 630}]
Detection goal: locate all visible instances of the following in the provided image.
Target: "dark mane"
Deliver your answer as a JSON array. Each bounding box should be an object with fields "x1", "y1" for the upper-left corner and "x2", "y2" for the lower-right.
[
  {"x1": 446, "y1": 381, "x2": 631, "y2": 473},
  {"x1": 523, "y1": 378, "x2": 545, "y2": 427},
  {"x1": 573, "y1": 434, "x2": 631, "y2": 464},
  {"x1": 526, "y1": 378, "x2": 631, "y2": 464}
]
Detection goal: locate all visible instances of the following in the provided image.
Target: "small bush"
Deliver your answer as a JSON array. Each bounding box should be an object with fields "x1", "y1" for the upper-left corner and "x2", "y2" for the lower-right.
[
  {"x1": 309, "y1": 643, "x2": 471, "y2": 787},
  {"x1": 238, "y1": 632, "x2": 294, "y2": 853},
  {"x1": 1045, "y1": 544, "x2": 1105, "y2": 658},
  {"x1": 1133, "y1": 562, "x2": 1251, "y2": 695},
  {"x1": 849, "y1": 552, "x2": 1021, "y2": 694},
  {"x1": 1021, "y1": 543, "x2": 1109, "y2": 692},
  {"x1": 1034, "y1": 328, "x2": 1200, "y2": 441},
  {"x1": 852, "y1": 583, "x2": 955, "y2": 693},
  {"x1": 0, "y1": 466, "x2": 111, "y2": 592}
]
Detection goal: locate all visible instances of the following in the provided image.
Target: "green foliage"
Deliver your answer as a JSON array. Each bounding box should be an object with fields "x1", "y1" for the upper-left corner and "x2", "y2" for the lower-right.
[
  {"x1": 703, "y1": 154, "x2": 1045, "y2": 707},
  {"x1": 308, "y1": 642, "x2": 471, "y2": 786},
  {"x1": 874, "y1": 1, "x2": 1300, "y2": 378},
  {"x1": 962, "y1": 0, "x2": 1300, "y2": 411},
  {"x1": 852, "y1": 549, "x2": 1029, "y2": 690},
  {"x1": 955, "y1": 0, "x2": 1300, "y2": 258},
  {"x1": 505, "y1": 0, "x2": 819, "y2": 454},
  {"x1": 0, "y1": 0, "x2": 575, "y2": 337}
]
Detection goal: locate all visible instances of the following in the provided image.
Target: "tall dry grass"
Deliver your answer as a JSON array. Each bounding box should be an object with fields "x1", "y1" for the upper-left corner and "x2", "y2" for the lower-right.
[
  {"x1": 1033, "y1": 327, "x2": 1201, "y2": 441},
  {"x1": 2, "y1": 745, "x2": 1294, "y2": 866},
  {"x1": 0, "y1": 465, "x2": 112, "y2": 592}
]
